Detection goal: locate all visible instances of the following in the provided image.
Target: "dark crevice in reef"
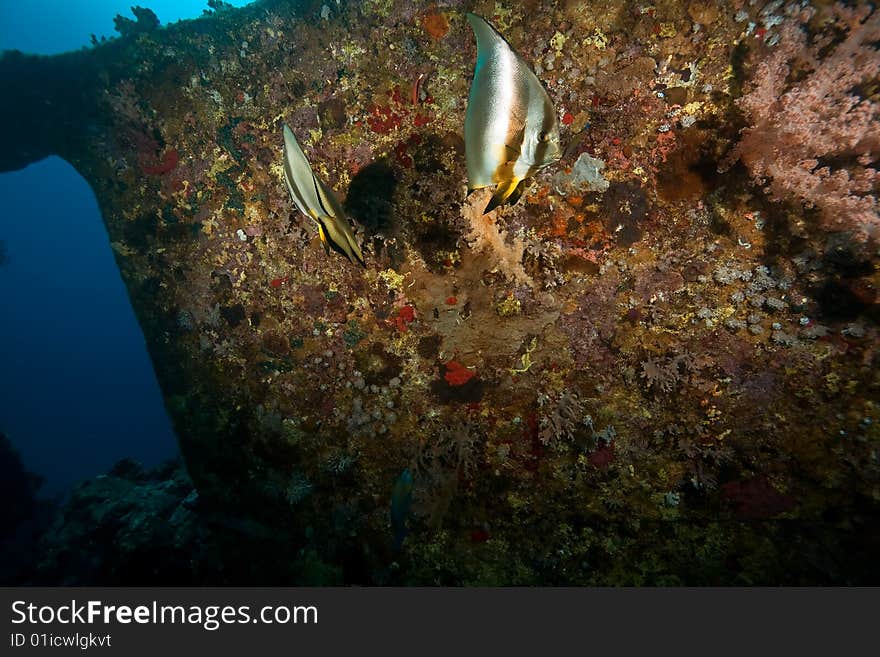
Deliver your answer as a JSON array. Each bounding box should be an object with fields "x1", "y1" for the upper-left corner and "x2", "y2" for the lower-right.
[{"x1": 345, "y1": 160, "x2": 398, "y2": 234}]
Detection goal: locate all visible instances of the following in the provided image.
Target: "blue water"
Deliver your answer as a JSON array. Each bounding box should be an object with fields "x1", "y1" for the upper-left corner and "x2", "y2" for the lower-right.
[{"x1": 0, "y1": 0, "x2": 252, "y2": 494}]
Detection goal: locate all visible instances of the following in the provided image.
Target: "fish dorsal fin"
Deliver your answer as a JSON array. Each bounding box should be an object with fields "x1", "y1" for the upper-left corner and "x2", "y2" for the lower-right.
[
  {"x1": 466, "y1": 13, "x2": 511, "y2": 67},
  {"x1": 282, "y1": 124, "x2": 323, "y2": 222}
]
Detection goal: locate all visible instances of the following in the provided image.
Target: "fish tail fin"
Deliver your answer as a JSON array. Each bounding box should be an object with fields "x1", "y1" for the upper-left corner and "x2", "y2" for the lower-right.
[{"x1": 484, "y1": 177, "x2": 523, "y2": 214}]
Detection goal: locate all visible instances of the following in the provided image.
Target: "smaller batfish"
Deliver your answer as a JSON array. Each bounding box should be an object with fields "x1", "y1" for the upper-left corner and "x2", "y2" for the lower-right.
[
  {"x1": 282, "y1": 124, "x2": 365, "y2": 266},
  {"x1": 464, "y1": 13, "x2": 562, "y2": 214}
]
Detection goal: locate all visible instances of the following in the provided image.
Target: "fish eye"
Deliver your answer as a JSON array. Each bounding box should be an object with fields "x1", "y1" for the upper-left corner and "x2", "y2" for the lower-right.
[{"x1": 538, "y1": 130, "x2": 550, "y2": 142}]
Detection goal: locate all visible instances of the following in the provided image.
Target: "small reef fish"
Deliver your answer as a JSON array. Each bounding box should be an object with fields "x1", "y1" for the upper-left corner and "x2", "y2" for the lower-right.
[
  {"x1": 390, "y1": 468, "x2": 414, "y2": 552},
  {"x1": 281, "y1": 124, "x2": 365, "y2": 266},
  {"x1": 464, "y1": 13, "x2": 562, "y2": 214}
]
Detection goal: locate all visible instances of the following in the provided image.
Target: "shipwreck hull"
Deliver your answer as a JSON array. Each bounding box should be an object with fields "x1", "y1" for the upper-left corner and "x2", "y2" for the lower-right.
[{"x1": 2, "y1": 0, "x2": 878, "y2": 584}]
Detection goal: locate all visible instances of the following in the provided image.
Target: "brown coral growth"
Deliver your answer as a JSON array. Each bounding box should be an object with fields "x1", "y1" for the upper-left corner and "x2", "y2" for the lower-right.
[{"x1": 421, "y1": 10, "x2": 449, "y2": 40}]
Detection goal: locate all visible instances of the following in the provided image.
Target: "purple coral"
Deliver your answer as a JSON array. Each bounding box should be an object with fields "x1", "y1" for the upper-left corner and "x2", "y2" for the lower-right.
[{"x1": 726, "y1": 5, "x2": 880, "y2": 241}]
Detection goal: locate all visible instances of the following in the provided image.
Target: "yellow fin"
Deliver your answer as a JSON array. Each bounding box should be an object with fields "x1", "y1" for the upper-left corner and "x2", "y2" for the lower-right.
[
  {"x1": 318, "y1": 224, "x2": 330, "y2": 255},
  {"x1": 506, "y1": 179, "x2": 526, "y2": 207},
  {"x1": 484, "y1": 177, "x2": 522, "y2": 214}
]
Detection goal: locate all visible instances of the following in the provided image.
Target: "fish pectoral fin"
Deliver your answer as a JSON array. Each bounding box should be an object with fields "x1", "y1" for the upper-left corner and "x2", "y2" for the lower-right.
[
  {"x1": 505, "y1": 126, "x2": 526, "y2": 159},
  {"x1": 484, "y1": 177, "x2": 522, "y2": 214}
]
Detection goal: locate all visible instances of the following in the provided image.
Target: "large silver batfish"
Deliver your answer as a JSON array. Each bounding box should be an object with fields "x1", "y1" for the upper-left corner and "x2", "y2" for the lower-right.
[
  {"x1": 464, "y1": 13, "x2": 562, "y2": 214},
  {"x1": 282, "y1": 124, "x2": 365, "y2": 266}
]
